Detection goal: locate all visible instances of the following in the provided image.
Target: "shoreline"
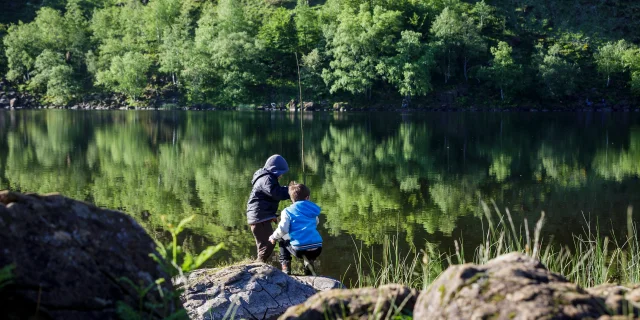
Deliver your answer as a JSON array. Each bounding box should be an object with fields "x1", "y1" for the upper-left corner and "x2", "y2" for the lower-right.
[
  {"x1": 2, "y1": 83, "x2": 639, "y2": 113},
  {"x1": 1, "y1": 104, "x2": 639, "y2": 112}
]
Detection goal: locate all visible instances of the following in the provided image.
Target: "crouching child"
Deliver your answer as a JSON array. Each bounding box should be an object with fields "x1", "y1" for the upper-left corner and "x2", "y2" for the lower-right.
[{"x1": 269, "y1": 182, "x2": 322, "y2": 275}]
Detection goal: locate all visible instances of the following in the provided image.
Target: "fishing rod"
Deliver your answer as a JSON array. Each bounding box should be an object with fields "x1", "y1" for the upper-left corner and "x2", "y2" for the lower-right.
[{"x1": 295, "y1": 52, "x2": 306, "y2": 185}]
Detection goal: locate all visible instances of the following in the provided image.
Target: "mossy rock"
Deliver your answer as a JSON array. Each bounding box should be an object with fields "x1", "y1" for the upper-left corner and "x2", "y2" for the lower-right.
[
  {"x1": 279, "y1": 284, "x2": 417, "y2": 320},
  {"x1": 414, "y1": 253, "x2": 608, "y2": 319}
]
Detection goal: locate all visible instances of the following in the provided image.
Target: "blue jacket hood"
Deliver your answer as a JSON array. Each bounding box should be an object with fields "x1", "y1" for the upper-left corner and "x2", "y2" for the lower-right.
[{"x1": 288, "y1": 200, "x2": 321, "y2": 218}]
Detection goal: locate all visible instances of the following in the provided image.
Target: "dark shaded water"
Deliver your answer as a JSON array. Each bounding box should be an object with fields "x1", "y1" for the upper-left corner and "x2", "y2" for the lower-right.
[{"x1": 1, "y1": 110, "x2": 639, "y2": 280}]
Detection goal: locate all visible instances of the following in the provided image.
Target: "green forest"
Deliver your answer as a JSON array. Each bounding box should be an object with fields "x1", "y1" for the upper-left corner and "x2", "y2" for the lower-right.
[{"x1": 1, "y1": 0, "x2": 640, "y2": 107}]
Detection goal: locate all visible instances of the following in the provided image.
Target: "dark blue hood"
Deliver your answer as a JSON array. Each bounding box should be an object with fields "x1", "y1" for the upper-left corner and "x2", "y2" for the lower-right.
[{"x1": 264, "y1": 154, "x2": 289, "y2": 177}]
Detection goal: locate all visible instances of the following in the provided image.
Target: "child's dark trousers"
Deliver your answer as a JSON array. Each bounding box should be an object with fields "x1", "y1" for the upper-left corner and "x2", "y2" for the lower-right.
[{"x1": 278, "y1": 240, "x2": 322, "y2": 265}]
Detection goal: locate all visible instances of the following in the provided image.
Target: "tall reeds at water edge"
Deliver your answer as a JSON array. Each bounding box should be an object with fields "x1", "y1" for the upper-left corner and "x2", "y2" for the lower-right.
[{"x1": 349, "y1": 202, "x2": 638, "y2": 289}]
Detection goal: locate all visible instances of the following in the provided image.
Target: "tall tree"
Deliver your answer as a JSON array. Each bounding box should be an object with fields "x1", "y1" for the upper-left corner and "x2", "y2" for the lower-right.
[
  {"x1": 377, "y1": 30, "x2": 435, "y2": 97},
  {"x1": 96, "y1": 51, "x2": 152, "y2": 102},
  {"x1": 623, "y1": 46, "x2": 640, "y2": 95},
  {"x1": 480, "y1": 41, "x2": 521, "y2": 100},
  {"x1": 431, "y1": 6, "x2": 484, "y2": 83},
  {"x1": 594, "y1": 40, "x2": 629, "y2": 88},
  {"x1": 322, "y1": 3, "x2": 402, "y2": 98},
  {"x1": 295, "y1": 0, "x2": 321, "y2": 54},
  {"x1": 4, "y1": 1, "x2": 88, "y2": 102},
  {"x1": 159, "y1": 18, "x2": 190, "y2": 86},
  {"x1": 536, "y1": 43, "x2": 580, "y2": 97},
  {"x1": 191, "y1": 0, "x2": 264, "y2": 105},
  {"x1": 258, "y1": 7, "x2": 297, "y2": 100},
  {"x1": 29, "y1": 50, "x2": 78, "y2": 105}
]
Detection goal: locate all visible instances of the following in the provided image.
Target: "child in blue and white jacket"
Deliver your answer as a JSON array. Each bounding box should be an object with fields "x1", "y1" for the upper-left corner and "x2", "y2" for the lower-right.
[{"x1": 269, "y1": 182, "x2": 322, "y2": 275}]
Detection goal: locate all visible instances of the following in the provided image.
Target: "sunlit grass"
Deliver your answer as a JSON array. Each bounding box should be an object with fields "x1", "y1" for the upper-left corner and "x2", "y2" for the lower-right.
[{"x1": 350, "y1": 202, "x2": 638, "y2": 290}]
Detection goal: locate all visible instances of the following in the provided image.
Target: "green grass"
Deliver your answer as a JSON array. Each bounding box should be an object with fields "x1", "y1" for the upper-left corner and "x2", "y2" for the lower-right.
[{"x1": 350, "y1": 202, "x2": 639, "y2": 290}]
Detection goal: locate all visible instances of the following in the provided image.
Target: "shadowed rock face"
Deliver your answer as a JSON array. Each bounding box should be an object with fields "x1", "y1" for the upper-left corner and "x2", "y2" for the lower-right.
[
  {"x1": 278, "y1": 284, "x2": 418, "y2": 320},
  {"x1": 414, "y1": 253, "x2": 608, "y2": 320},
  {"x1": 0, "y1": 191, "x2": 180, "y2": 320},
  {"x1": 180, "y1": 263, "x2": 343, "y2": 320}
]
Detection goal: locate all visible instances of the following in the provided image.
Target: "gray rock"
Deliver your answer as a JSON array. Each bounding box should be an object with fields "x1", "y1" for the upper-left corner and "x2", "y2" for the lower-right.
[
  {"x1": 0, "y1": 191, "x2": 180, "y2": 320},
  {"x1": 279, "y1": 284, "x2": 417, "y2": 320},
  {"x1": 587, "y1": 284, "x2": 640, "y2": 316},
  {"x1": 414, "y1": 253, "x2": 607, "y2": 320},
  {"x1": 333, "y1": 102, "x2": 349, "y2": 110},
  {"x1": 180, "y1": 263, "x2": 341, "y2": 320},
  {"x1": 303, "y1": 101, "x2": 315, "y2": 111},
  {"x1": 291, "y1": 276, "x2": 345, "y2": 291}
]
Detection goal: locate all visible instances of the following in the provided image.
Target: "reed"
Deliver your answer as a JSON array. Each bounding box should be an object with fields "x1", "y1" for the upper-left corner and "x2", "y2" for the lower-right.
[{"x1": 350, "y1": 203, "x2": 638, "y2": 290}]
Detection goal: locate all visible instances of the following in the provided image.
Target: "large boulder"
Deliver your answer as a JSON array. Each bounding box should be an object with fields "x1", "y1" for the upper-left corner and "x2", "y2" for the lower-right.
[
  {"x1": 414, "y1": 253, "x2": 607, "y2": 319},
  {"x1": 179, "y1": 263, "x2": 343, "y2": 320},
  {"x1": 279, "y1": 284, "x2": 417, "y2": 320},
  {"x1": 0, "y1": 191, "x2": 181, "y2": 320},
  {"x1": 587, "y1": 284, "x2": 640, "y2": 317}
]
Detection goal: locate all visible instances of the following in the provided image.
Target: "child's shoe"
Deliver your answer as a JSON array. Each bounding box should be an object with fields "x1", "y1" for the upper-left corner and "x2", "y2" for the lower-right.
[
  {"x1": 302, "y1": 257, "x2": 316, "y2": 276},
  {"x1": 281, "y1": 261, "x2": 291, "y2": 275}
]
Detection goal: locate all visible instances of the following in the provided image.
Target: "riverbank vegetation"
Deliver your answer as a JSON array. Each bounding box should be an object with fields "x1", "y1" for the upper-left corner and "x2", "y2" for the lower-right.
[
  {"x1": 352, "y1": 204, "x2": 640, "y2": 291},
  {"x1": 2, "y1": 0, "x2": 640, "y2": 108}
]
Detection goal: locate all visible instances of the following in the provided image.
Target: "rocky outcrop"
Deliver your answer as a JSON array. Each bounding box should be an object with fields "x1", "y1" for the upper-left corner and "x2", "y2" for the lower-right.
[
  {"x1": 0, "y1": 80, "x2": 37, "y2": 109},
  {"x1": 279, "y1": 284, "x2": 417, "y2": 320},
  {"x1": 0, "y1": 191, "x2": 181, "y2": 320},
  {"x1": 414, "y1": 253, "x2": 607, "y2": 319},
  {"x1": 179, "y1": 263, "x2": 343, "y2": 320}
]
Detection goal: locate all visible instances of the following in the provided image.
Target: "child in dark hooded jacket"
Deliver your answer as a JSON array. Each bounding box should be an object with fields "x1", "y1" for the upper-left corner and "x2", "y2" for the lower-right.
[
  {"x1": 269, "y1": 182, "x2": 322, "y2": 275},
  {"x1": 246, "y1": 155, "x2": 290, "y2": 263}
]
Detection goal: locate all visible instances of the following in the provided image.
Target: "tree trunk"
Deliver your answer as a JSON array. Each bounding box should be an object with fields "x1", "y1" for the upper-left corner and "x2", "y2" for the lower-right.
[
  {"x1": 446, "y1": 50, "x2": 451, "y2": 84},
  {"x1": 607, "y1": 75, "x2": 610, "y2": 87},
  {"x1": 464, "y1": 57, "x2": 468, "y2": 82},
  {"x1": 500, "y1": 87, "x2": 504, "y2": 100}
]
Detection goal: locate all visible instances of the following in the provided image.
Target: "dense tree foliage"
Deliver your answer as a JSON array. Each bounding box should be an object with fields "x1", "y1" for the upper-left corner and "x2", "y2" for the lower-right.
[{"x1": 2, "y1": 0, "x2": 640, "y2": 106}]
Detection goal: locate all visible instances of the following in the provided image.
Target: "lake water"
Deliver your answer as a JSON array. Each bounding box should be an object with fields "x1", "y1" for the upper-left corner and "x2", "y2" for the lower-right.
[{"x1": 1, "y1": 110, "x2": 639, "y2": 281}]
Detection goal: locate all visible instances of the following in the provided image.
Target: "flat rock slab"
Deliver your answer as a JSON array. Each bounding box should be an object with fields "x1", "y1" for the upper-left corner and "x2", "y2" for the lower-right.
[
  {"x1": 180, "y1": 263, "x2": 343, "y2": 320},
  {"x1": 0, "y1": 191, "x2": 179, "y2": 320},
  {"x1": 414, "y1": 253, "x2": 608, "y2": 319},
  {"x1": 279, "y1": 284, "x2": 417, "y2": 320},
  {"x1": 291, "y1": 275, "x2": 345, "y2": 291}
]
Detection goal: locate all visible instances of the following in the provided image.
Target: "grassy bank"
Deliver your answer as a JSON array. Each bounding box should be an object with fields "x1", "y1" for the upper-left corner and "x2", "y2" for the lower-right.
[{"x1": 350, "y1": 202, "x2": 639, "y2": 290}]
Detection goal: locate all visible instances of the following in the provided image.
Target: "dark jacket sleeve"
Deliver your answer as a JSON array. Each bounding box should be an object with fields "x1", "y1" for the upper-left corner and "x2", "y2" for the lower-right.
[{"x1": 261, "y1": 176, "x2": 290, "y2": 201}]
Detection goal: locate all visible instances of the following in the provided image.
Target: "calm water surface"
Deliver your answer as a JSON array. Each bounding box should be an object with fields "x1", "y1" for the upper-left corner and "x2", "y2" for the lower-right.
[{"x1": 1, "y1": 110, "x2": 639, "y2": 280}]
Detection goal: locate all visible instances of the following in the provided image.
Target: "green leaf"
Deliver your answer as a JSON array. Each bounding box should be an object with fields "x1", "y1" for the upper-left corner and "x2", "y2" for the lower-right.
[
  {"x1": 0, "y1": 264, "x2": 15, "y2": 290},
  {"x1": 175, "y1": 215, "x2": 195, "y2": 235},
  {"x1": 116, "y1": 301, "x2": 140, "y2": 320},
  {"x1": 180, "y1": 253, "x2": 194, "y2": 272},
  {"x1": 192, "y1": 243, "x2": 225, "y2": 270}
]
